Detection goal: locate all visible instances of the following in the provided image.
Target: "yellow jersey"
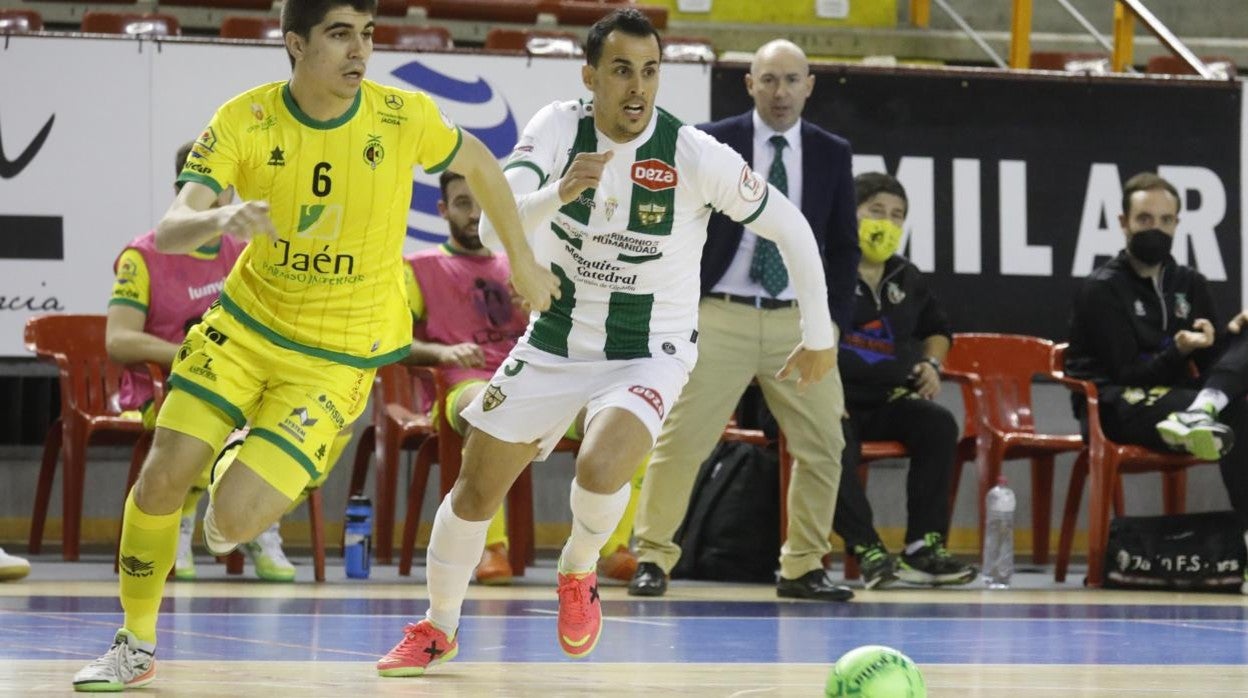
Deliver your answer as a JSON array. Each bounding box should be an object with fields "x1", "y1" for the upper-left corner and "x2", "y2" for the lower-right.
[{"x1": 178, "y1": 79, "x2": 462, "y2": 367}]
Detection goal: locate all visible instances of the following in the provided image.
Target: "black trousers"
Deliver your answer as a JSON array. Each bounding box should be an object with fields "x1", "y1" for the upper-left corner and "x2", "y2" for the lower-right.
[
  {"x1": 832, "y1": 396, "x2": 959, "y2": 550},
  {"x1": 1099, "y1": 332, "x2": 1248, "y2": 530}
]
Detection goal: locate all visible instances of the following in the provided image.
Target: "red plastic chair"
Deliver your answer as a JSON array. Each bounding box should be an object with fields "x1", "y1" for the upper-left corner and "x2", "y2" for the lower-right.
[
  {"x1": 484, "y1": 27, "x2": 583, "y2": 56},
  {"x1": 553, "y1": 0, "x2": 667, "y2": 29},
  {"x1": 425, "y1": 0, "x2": 544, "y2": 23},
  {"x1": 160, "y1": 0, "x2": 272, "y2": 9},
  {"x1": 0, "y1": 8, "x2": 43, "y2": 32},
  {"x1": 398, "y1": 366, "x2": 580, "y2": 577},
  {"x1": 1029, "y1": 51, "x2": 1110, "y2": 73},
  {"x1": 373, "y1": 23, "x2": 453, "y2": 51},
  {"x1": 219, "y1": 16, "x2": 283, "y2": 40},
  {"x1": 80, "y1": 11, "x2": 180, "y2": 36},
  {"x1": 1047, "y1": 343, "x2": 1213, "y2": 587},
  {"x1": 348, "y1": 363, "x2": 438, "y2": 565},
  {"x1": 25, "y1": 315, "x2": 149, "y2": 560},
  {"x1": 943, "y1": 333, "x2": 1086, "y2": 565}
]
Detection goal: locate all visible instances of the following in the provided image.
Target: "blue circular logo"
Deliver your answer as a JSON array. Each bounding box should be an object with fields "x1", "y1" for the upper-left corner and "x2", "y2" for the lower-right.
[{"x1": 390, "y1": 61, "x2": 518, "y2": 243}]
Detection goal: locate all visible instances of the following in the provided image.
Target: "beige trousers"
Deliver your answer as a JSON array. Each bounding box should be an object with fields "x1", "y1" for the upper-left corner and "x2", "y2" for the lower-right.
[{"x1": 634, "y1": 297, "x2": 846, "y2": 580}]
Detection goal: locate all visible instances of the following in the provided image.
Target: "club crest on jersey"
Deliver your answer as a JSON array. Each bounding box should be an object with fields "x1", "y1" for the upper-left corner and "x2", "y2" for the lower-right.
[
  {"x1": 631, "y1": 159, "x2": 677, "y2": 192},
  {"x1": 251, "y1": 103, "x2": 265, "y2": 121},
  {"x1": 605, "y1": 197, "x2": 619, "y2": 220},
  {"x1": 482, "y1": 384, "x2": 507, "y2": 411},
  {"x1": 1174, "y1": 292, "x2": 1190, "y2": 320},
  {"x1": 363, "y1": 134, "x2": 385, "y2": 169},
  {"x1": 196, "y1": 127, "x2": 217, "y2": 153},
  {"x1": 637, "y1": 203, "x2": 667, "y2": 226}
]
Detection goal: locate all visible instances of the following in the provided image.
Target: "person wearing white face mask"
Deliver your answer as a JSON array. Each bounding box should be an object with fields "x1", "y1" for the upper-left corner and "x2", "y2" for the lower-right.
[{"x1": 832, "y1": 172, "x2": 978, "y2": 590}]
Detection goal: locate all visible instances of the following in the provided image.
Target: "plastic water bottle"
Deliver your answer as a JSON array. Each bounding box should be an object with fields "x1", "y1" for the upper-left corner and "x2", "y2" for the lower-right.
[
  {"x1": 344, "y1": 495, "x2": 372, "y2": 579},
  {"x1": 982, "y1": 476, "x2": 1016, "y2": 589}
]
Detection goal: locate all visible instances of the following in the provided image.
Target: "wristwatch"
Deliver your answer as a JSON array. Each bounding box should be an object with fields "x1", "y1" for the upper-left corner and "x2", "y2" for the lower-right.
[{"x1": 921, "y1": 356, "x2": 942, "y2": 372}]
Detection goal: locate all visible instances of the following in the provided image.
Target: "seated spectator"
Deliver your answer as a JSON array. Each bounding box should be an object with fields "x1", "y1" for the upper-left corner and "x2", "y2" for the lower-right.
[
  {"x1": 402, "y1": 170, "x2": 642, "y2": 585},
  {"x1": 1067, "y1": 171, "x2": 1248, "y2": 591},
  {"x1": 833, "y1": 172, "x2": 977, "y2": 588},
  {"x1": 0, "y1": 547, "x2": 30, "y2": 581}
]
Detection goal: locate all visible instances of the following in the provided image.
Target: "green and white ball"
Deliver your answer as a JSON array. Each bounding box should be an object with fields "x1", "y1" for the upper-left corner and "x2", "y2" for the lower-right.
[{"x1": 825, "y1": 645, "x2": 927, "y2": 698}]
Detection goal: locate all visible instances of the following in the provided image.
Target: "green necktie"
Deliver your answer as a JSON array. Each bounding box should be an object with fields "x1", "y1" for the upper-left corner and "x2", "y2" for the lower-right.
[{"x1": 749, "y1": 135, "x2": 789, "y2": 297}]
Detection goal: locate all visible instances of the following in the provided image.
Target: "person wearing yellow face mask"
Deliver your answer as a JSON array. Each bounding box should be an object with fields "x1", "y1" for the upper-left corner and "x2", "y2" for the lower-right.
[{"x1": 832, "y1": 172, "x2": 978, "y2": 589}]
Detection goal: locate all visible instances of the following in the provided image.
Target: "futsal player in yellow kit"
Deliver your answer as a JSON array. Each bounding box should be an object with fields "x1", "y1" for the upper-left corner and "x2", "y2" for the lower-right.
[{"x1": 71, "y1": 0, "x2": 557, "y2": 690}]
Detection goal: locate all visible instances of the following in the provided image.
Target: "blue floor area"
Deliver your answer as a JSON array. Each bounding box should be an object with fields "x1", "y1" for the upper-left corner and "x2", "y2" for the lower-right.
[{"x1": 5, "y1": 596, "x2": 1248, "y2": 665}]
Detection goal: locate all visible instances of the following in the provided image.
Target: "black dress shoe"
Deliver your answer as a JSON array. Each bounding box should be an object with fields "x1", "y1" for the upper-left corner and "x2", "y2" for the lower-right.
[
  {"x1": 776, "y1": 569, "x2": 855, "y2": 601},
  {"x1": 628, "y1": 562, "x2": 668, "y2": 597}
]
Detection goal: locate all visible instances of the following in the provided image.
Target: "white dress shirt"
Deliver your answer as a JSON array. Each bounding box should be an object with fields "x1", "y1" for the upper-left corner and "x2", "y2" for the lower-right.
[{"x1": 710, "y1": 110, "x2": 803, "y2": 301}]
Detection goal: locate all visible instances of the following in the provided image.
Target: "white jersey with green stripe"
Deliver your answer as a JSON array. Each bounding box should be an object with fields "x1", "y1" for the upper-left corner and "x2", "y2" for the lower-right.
[{"x1": 502, "y1": 100, "x2": 771, "y2": 361}]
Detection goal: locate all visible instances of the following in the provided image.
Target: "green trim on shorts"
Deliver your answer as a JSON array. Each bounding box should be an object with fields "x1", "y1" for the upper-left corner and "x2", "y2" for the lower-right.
[
  {"x1": 168, "y1": 374, "x2": 247, "y2": 428},
  {"x1": 251, "y1": 428, "x2": 320, "y2": 480},
  {"x1": 108, "y1": 297, "x2": 148, "y2": 313},
  {"x1": 218, "y1": 291, "x2": 408, "y2": 368}
]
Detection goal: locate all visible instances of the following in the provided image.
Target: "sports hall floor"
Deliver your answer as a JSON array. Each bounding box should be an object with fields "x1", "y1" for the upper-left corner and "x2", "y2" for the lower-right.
[{"x1": 3, "y1": 555, "x2": 1248, "y2": 696}]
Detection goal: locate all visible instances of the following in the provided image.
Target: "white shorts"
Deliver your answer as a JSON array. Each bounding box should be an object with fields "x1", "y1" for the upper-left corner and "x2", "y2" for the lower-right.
[{"x1": 461, "y1": 341, "x2": 692, "y2": 460}]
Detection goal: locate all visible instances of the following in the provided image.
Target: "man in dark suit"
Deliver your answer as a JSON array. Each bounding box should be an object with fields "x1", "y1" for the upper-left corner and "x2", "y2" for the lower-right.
[{"x1": 629, "y1": 39, "x2": 859, "y2": 600}]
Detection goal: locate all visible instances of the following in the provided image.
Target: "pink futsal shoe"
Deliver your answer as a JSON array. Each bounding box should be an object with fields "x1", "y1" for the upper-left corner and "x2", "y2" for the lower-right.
[
  {"x1": 376, "y1": 620, "x2": 459, "y2": 677},
  {"x1": 557, "y1": 570, "x2": 603, "y2": 659}
]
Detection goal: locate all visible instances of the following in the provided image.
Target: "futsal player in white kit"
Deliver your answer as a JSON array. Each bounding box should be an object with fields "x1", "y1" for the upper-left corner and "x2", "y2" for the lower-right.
[{"x1": 378, "y1": 8, "x2": 841, "y2": 675}]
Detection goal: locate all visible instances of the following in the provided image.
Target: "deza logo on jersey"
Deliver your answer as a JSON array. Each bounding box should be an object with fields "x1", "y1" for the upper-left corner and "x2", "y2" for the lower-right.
[
  {"x1": 631, "y1": 159, "x2": 677, "y2": 192},
  {"x1": 390, "y1": 60, "x2": 518, "y2": 243}
]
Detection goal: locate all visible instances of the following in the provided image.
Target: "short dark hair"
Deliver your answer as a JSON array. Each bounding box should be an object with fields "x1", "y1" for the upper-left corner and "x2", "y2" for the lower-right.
[
  {"x1": 854, "y1": 172, "x2": 908, "y2": 213},
  {"x1": 1122, "y1": 172, "x2": 1181, "y2": 217},
  {"x1": 585, "y1": 8, "x2": 661, "y2": 67},
  {"x1": 439, "y1": 170, "x2": 465, "y2": 201},
  {"x1": 174, "y1": 140, "x2": 196, "y2": 191},
  {"x1": 281, "y1": 0, "x2": 377, "y2": 68}
]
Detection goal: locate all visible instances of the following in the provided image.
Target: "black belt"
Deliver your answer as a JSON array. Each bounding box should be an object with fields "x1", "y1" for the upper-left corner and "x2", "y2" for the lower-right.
[{"x1": 714, "y1": 293, "x2": 798, "y2": 309}]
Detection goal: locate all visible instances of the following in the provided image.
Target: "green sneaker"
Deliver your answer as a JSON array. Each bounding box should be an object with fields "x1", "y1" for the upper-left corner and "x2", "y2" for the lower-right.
[
  {"x1": 898, "y1": 533, "x2": 977, "y2": 586},
  {"x1": 1157, "y1": 407, "x2": 1234, "y2": 460},
  {"x1": 852, "y1": 542, "x2": 899, "y2": 590},
  {"x1": 244, "y1": 524, "x2": 295, "y2": 582},
  {"x1": 173, "y1": 512, "x2": 196, "y2": 581}
]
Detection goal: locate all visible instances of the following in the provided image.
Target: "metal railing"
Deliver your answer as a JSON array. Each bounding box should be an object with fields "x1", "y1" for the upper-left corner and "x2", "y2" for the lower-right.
[{"x1": 910, "y1": 0, "x2": 1217, "y2": 77}]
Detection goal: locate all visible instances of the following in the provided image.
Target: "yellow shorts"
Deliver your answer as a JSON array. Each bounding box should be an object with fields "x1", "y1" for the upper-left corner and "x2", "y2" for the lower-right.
[{"x1": 156, "y1": 305, "x2": 373, "y2": 500}]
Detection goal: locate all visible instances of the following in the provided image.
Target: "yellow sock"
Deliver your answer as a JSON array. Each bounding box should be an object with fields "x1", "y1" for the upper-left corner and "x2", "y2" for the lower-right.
[
  {"x1": 119, "y1": 490, "x2": 180, "y2": 644},
  {"x1": 601, "y1": 454, "x2": 649, "y2": 556},
  {"x1": 485, "y1": 506, "x2": 509, "y2": 548}
]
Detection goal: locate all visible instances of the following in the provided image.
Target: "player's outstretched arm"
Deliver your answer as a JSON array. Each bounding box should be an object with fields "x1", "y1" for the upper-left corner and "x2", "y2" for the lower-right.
[
  {"x1": 156, "y1": 182, "x2": 273, "y2": 254},
  {"x1": 448, "y1": 131, "x2": 559, "y2": 312}
]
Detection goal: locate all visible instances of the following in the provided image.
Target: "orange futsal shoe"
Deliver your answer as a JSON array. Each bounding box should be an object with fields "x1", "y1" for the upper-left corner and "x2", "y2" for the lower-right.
[
  {"x1": 474, "y1": 542, "x2": 514, "y2": 586},
  {"x1": 377, "y1": 620, "x2": 459, "y2": 677},
  {"x1": 596, "y1": 545, "x2": 639, "y2": 582},
  {"x1": 556, "y1": 570, "x2": 603, "y2": 659}
]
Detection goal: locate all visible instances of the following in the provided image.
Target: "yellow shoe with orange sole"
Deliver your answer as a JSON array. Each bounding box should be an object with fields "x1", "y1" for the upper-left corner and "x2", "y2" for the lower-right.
[
  {"x1": 597, "y1": 545, "x2": 638, "y2": 582},
  {"x1": 474, "y1": 542, "x2": 513, "y2": 586}
]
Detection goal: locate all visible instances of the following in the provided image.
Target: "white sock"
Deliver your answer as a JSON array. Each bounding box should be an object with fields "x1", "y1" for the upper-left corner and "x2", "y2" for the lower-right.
[
  {"x1": 424, "y1": 494, "x2": 491, "y2": 635},
  {"x1": 1189, "y1": 389, "x2": 1230, "y2": 416},
  {"x1": 559, "y1": 480, "x2": 630, "y2": 574}
]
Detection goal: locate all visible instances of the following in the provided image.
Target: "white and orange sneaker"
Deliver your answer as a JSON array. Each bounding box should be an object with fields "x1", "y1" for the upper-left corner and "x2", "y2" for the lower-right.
[
  {"x1": 72, "y1": 629, "x2": 156, "y2": 692},
  {"x1": 376, "y1": 620, "x2": 459, "y2": 677},
  {"x1": 556, "y1": 569, "x2": 603, "y2": 659}
]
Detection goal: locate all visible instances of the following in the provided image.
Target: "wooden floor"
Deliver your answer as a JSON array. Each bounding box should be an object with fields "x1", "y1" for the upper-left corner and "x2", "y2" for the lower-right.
[{"x1": 3, "y1": 556, "x2": 1248, "y2": 696}]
